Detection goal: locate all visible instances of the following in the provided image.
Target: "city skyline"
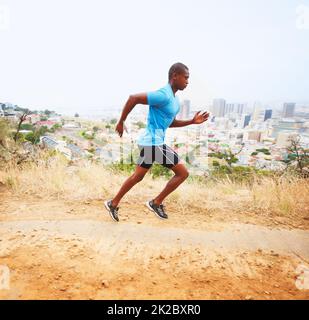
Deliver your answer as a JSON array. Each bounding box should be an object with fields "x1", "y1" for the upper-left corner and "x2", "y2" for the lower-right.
[{"x1": 0, "y1": 0, "x2": 309, "y2": 114}]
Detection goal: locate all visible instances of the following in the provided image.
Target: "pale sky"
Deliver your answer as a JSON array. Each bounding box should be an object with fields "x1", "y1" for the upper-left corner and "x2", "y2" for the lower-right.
[{"x1": 0, "y1": 0, "x2": 308, "y2": 115}]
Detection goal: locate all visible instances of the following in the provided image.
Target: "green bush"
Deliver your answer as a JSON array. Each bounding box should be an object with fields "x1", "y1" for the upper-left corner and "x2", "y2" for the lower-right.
[
  {"x1": 14, "y1": 132, "x2": 25, "y2": 142},
  {"x1": 81, "y1": 131, "x2": 94, "y2": 140},
  {"x1": 25, "y1": 132, "x2": 39, "y2": 144},
  {"x1": 52, "y1": 123, "x2": 62, "y2": 130},
  {"x1": 108, "y1": 162, "x2": 136, "y2": 175},
  {"x1": 212, "y1": 160, "x2": 220, "y2": 167},
  {"x1": 255, "y1": 148, "x2": 271, "y2": 155},
  {"x1": 24, "y1": 126, "x2": 48, "y2": 144},
  {"x1": 150, "y1": 163, "x2": 173, "y2": 179},
  {"x1": 210, "y1": 164, "x2": 276, "y2": 184},
  {"x1": 20, "y1": 123, "x2": 34, "y2": 131},
  {"x1": 134, "y1": 121, "x2": 146, "y2": 129},
  {"x1": 87, "y1": 147, "x2": 96, "y2": 154}
]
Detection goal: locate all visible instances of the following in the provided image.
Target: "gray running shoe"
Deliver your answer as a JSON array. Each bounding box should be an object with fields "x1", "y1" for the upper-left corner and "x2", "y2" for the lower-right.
[
  {"x1": 146, "y1": 200, "x2": 168, "y2": 219},
  {"x1": 104, "y1": 200, "x2": 119, "y2": 222}
]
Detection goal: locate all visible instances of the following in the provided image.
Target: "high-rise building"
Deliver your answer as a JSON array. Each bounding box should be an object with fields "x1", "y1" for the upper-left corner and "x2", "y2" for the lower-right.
[
  {"x1": 264, "y1": 109, "x2": 272, "y2": 121},
  {"x1": 225, "y1": 103, "x2": 234, "y2": 114},
  {"x1": 212, "y1": 99, "x2": 226, "y2": 117},
  {"x1": 226, "y1": 103, "x2": 243, "y2": 115},
  {"x1": 235, "y1": 103, "x2": 244, "y2": 115},
  {"x1": 251, "y1": 101, "x2": 262, "y2": 121},
  {"x1": 282, "y1": 103, "x2": 295, "y2": 118},
  {"x1": 243, "y1": 114, "x2": 251, "y2": 128}
]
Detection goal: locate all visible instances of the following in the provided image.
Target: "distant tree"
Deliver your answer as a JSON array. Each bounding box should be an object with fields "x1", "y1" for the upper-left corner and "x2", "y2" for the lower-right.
[
  {"x1": 74, "y1": 113, "x2": 79, "y2": 118},
  {"x1": 25, "y1": 132, "x2": 37, "y2": 144},
  {"x1": 283, "y1": 135, "x2": 309, "y2": 174},
  {"x1": 14, "y1": 108, "x2": 31, "y2": 142},
  {"x1": 110, "y1": 118, "x2": 117, "y2": 125},
  {"x1": 25, "y1": 126, "x2": 48, "y2": 144},
  {"x1": 49, "y1": 123, "x2": 62, "y2": 132},
  {"x1": 55, "y1": 123, "x2": 62, "y2": 129},
  {"x1": 44, "y1": 109, "x2": 53, "y2": 116},
  {"x1": 255, "y1": 148, "x2": 271, "y2": 155},
  {"x1": 209, "y1": 145, "x2": 244, "y2": 168}
]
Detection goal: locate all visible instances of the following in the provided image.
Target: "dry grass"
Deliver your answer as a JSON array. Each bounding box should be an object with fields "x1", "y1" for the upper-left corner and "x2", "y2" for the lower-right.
[
  {"x1": 1, "y1": 150, "x2": 308, "y2": 219},
  {"x1": 249, "y1": 176, "x2": 309, "y2": 217}
]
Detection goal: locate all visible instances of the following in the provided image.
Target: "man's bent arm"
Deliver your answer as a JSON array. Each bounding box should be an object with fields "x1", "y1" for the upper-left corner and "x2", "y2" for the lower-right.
[
  {"x1": 169, "y1": 118, "x2": 194, "y2": 128},
  {"x1": 119, "y1": 93, "x2": 148, "y2": 122}
]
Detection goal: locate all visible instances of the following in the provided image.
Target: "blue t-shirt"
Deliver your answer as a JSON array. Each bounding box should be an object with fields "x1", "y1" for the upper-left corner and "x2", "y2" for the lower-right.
[{"x1": 137, "y1": 83, "x2": 180, "y2": 146}]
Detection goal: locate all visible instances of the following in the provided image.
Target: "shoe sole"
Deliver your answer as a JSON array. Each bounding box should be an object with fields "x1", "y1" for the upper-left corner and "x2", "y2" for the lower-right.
[
  {"x1": 104, "y1": 200, "x2": 119, "y2": 222},
  {"x1": 145, "y1": 201, "x2": 168, "y2": 220}
]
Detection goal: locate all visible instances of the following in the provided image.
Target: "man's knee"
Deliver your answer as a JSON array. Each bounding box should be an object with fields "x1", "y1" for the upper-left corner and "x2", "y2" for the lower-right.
[
  {"x1": 182, "y1": 169, "x2": 189, "y2": 180},
  {"x1": 175, "y1": 168, "x2": 189, "y2": 180}
]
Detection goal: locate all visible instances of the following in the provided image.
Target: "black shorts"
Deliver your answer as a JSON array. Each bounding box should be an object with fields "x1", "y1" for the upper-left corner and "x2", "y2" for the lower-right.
[{"x1": 137, "y1": 144, "x2": 180, "y2": 169}]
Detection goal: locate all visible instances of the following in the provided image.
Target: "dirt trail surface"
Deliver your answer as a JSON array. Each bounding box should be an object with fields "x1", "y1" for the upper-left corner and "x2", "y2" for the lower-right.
[{"x1": 1, "y1": 193, "x2": 309, "y2": 300}]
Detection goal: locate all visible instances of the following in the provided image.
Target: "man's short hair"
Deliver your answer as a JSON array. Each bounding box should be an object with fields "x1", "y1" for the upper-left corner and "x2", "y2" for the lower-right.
[{"x1": 168, "y1": 62, "x2": 189, "y2": 80}]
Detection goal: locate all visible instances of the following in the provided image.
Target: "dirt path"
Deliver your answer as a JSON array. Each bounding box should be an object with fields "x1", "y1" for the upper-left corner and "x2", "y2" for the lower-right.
[
  {"x1": 1, "y1": 216, "x2": 309, "y2": 300},
  {"x1": 1, "y1": 219, "x2": 309, "y2": 259}
]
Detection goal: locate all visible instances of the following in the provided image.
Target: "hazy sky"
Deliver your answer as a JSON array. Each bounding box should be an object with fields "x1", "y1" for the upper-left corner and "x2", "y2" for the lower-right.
[{"x1": 0, "y1": 0, "x2": 308, "y2": 114}]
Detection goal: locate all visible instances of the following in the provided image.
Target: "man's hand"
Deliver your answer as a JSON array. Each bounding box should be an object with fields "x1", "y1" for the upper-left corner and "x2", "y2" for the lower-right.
[
  {"x1": 192, "y1": 111, "x2": 209, "y2": 125},
  {"x1": 115, "y1": 120, "x2": 124, "y2": 137}
]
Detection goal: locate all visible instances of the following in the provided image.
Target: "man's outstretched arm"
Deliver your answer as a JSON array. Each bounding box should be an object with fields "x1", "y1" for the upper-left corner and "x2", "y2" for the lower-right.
[
  {"x1": 116, "y1": 93, "x2": 148, "y2": 137},
  {"x1": 170, "y1": 111, "x2": 209, "y2": 128},
  {"x1": 169, "y1": 118, "x2": 194, "y2": 127}
]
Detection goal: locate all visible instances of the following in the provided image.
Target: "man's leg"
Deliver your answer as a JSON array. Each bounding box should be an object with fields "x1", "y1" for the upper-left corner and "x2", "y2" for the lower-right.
[
  {"x1": 152, "y1": 163, "x2": 189, "y2": 206},
  {"x1": 111, "y1": 165, "x2": 149, "y2": 207}
]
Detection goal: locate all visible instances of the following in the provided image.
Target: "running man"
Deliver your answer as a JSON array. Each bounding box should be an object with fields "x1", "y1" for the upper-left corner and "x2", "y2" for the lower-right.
[{"x1": 104, "y1": 62, "x2": 209, "y2": 222}]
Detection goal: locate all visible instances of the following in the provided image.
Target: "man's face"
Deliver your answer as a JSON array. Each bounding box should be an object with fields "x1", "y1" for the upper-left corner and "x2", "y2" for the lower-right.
[{"x1": 174, "y1": 70, "x2": 190, "y2": 90}]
